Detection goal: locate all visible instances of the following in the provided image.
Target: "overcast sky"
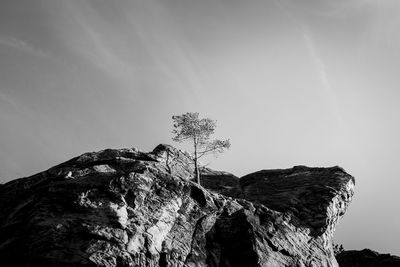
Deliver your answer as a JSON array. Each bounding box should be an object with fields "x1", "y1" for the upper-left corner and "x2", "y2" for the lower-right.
[{"x1": 1, "y1": 0, "x2": 400, "y2": 255}]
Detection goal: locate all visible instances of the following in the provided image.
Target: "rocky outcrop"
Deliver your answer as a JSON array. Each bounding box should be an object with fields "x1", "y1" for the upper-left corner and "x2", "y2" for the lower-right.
[
  {"x1": 0, "y1": 144, "x2": 355, "y2": 267},
  {"x1": 200, "y1": 168, "x2": 242, "y2": 199},
  {"x1": 336, "y1": 249, "x2": 400, "y2": 267},
  {"x1": 240, "y1": 166, "x2": 354, "y2": 237}
]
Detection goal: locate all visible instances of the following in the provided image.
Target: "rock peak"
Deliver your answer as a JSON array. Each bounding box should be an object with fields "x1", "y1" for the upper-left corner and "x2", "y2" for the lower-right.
[{"x1": 0, "y1": 144, "x2": 355, "y2": 267}]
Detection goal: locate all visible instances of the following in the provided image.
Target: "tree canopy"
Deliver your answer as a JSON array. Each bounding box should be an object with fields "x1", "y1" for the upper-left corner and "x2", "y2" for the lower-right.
[{"x1": 172, "y1": 112, "x2": 230, "y2": 184}]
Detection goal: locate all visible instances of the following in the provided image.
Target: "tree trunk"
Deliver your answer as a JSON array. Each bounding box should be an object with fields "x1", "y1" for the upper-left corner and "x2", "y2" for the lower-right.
[
  {"x1": 194, "y1": 160, "x2": 200, "y2": 184},
  {"x1": 194, "y1": 149, "x2": 200, "y2": 184}
]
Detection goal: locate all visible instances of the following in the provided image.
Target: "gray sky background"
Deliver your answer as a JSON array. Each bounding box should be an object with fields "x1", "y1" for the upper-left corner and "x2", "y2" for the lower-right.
[{"x1": 1, "y1": 0, "x2": 399, "y2": 255}]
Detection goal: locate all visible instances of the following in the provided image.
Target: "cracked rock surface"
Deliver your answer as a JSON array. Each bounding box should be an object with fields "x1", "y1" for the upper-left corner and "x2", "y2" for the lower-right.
[{"x1": 0, "y1": 144, "x2": 355, "y2": 267}]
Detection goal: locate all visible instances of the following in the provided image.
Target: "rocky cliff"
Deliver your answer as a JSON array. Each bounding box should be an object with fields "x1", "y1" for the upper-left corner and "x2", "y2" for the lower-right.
[
  {"x1": 336, "y1": 249, "x2": 400, "y2": 267},
  {"x1": 0, "y1": 144, "x2": 355, "y2": 267}
]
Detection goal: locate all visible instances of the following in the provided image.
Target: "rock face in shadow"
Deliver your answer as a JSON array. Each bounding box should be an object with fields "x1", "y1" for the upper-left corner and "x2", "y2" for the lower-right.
[
  {"x1": 200, "y1": 168, "x2": 242, "y2": 199},
  {"x1": 0, "y1": 144, "x2": 355, "y2": 267},
  {"x1": 336, "y1": 249, "x2": 400, "y2": 267}
]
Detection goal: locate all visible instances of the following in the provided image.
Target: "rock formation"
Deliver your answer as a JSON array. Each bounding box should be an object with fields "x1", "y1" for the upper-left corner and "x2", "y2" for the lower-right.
[
  {"x1": 0, "y1": 144, "x2": 355, "y2": 267},
  {"x1": 336, "y1": 249, "x2": 400, "y2": 267}
]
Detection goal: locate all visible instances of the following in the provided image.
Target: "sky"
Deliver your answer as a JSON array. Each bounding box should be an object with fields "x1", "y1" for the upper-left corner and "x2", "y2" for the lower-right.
[{"x1": 1, "y1": 0, "x2": 400, "y2": 255}]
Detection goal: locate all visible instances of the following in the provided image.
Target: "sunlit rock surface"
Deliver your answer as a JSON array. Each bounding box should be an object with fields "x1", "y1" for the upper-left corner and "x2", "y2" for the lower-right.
[{"x1": 0, "y1": 144, "x2": 355, "y2": 267}]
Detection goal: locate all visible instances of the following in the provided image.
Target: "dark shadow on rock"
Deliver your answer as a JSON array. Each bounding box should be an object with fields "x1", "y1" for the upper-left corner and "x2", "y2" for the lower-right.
[
  {"x1": 201, "y1": 168, "x2": 243, "y2": 199},
  {"x1": 206, "y1": 209, "x2": 259, "y2": 267}
]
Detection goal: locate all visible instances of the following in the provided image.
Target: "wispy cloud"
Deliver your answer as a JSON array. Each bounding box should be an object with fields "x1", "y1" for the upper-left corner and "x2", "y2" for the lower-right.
[
  {"x1": 122, "y1": 0, "x2": 208, "y2": 100},
  {"x1": 302, "y1": 28, "x2": 342, "y2": 123},
  {"x1": 77, "y1": 22, "x2": 137, "y2": 83},
  {"x1": 67, "y1": 0, "x2": 206, "y2": 102},
  {"x1": 0, "y1": 90, "x2": 27, "y2": 118},
  {"x1": 0, "y1": 91, "x2": 18, "y2": 110},
  {"x1": 0, "y1": 36, "x2": 47, "y2": 58},
  {"x1": 273, "y1": 0, "x2": 343, "y2": 122},
  {"x1": 302, "y1": 30, "x2": 331, "y2": 95}
]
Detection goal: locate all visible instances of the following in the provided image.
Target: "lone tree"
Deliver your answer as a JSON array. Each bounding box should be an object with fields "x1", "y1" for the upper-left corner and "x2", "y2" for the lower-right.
[{"x1": 172, "y1": 112, "x2": 230, "y2": 184}]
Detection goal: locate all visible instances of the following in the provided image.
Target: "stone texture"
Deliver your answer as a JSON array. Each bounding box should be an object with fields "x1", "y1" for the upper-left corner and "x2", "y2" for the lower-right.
[
  {"x1": 200, "y1": 168, "x2": 242, "y2": 199},
  {"x1": 0, "y1": 144, "x2": 355, "y2": 267},
  {"x1": 336, "y1": 249, "x2": 400, "y2": 267},
  {"x1": 240, "y1": 166, "x2": 354, "y2": 237}
]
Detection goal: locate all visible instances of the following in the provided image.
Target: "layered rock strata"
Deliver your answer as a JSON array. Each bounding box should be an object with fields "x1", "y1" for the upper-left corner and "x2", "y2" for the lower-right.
[{"x1": 0, "y1": 144, "x2": 355, "y2": 267}]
